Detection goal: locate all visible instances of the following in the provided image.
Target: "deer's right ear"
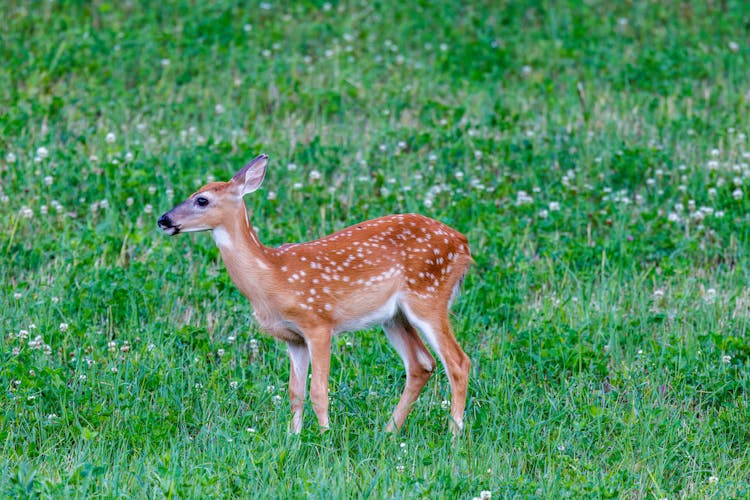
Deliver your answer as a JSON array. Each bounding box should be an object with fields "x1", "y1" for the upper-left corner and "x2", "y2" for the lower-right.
[{"x1": 232, "y1": 154, "x2": 268, "y2": 196}]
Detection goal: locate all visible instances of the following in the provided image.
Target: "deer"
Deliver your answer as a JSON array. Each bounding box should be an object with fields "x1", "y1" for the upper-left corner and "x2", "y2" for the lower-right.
[{"x1": 157, "y1": 154, "x2": 473, "y2": 435}]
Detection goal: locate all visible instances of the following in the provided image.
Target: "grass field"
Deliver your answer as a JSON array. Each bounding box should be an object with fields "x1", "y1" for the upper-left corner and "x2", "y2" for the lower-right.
[{"x1": 2, "y1": 0, "x2": 749, "y2": 497}]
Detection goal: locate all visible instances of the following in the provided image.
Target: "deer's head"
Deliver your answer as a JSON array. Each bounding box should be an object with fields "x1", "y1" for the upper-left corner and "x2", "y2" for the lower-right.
[{"x1": 157, "y1": 154, "x2": 268, "y2": 235}]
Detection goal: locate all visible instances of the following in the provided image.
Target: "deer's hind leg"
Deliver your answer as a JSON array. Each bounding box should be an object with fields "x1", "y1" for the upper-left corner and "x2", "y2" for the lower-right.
[
  {"x1": 401, "y1": 299, "x2": 470, "y2": 435},
  {"x1": 383, "y1": 312, "x2": 437, "y2": 432}
]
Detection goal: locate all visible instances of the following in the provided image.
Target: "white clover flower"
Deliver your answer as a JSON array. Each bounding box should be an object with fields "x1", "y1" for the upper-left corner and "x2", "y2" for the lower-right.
[
  {"x1": 44, "y1": 175, "x2": 53, "y2": 186},
  {"x1": 59, "y1": 322, "x2": 69, "y2": 332},
  {"x1": 124, "y1": 151, "x2": 134, "y2": 162},
  {"x1": 249, "y1": 338, "x2": 259, "y2": 354},
  {"x1": 732, "y1": 188, "x2": 743, "y2": 200},
  {"x1": 148, "y1": 185, "x2": 157, "y2": 195},
  {"x1": 521, "y1": 65, "x2": 532, "y2": 76},
  {"x1": 21, "y1": 207, "x2": 33, "y2": 218},
  {"x1": 6, "y1": 152, "x2": 16, "y2": 163},
  {"x1": 126, "y1": 197, "x2": 134, "y2": 207},
  {"x1": 729, "y1": 41, "x2": 740, "y2": 53},
  {"x1": 37, "y1": 146, "x2": 48, "y2": 159},
  {"x1": 538, "y1": 209, "x2": 548, "y2": 219},
  {"x1": 480, "y1": 491, "x2": 492, "y2": 500},
  {"x1": 272, "y1": 394, "x2": 282, "y2": 404},
  {"x1": 230, "y1": 381, "x2": 239, "y2": 389},
  {"x1": 106, "y1": 132, "x2": 116, "y2": 144},
  {"x1": 708, "y1": 476, "x2": 719, "y2": 485},
  {"x1": 160, "y1": 58, "x2": 170, "y2": 67},
  {"x1": 217, "y1": 348, "x2": 225, "y2": 357},
  {"x1": 243, "y1": 24, "x2": 252, "y2": 32},
  {"x1": 516, "y1": 190, "x2": 533, "y2": 205},
  {"x1": 144, "y1": 204, "x2": 153, "y2": 214},
  {"x1": 722, "y1": 354, "x2": 732, "y2": 364},
  {"x1": 309, "y1": 170, "x2": 321, "y2": 181},
  {"x1": 549, "y1": 201, "x2": 560, "y2": 211},
  {"x1": 214, "y1": 104, "x2": 225, "y2": 114},
  {"x1": 40, "y1": 205, "x2": 48, "y2": 215},
  {"x1": 711, "y1": 148, "x2": 720, "y2": 157},
  {"x1": 267, "y1": 191, "x2": 277, "y2": 201}
]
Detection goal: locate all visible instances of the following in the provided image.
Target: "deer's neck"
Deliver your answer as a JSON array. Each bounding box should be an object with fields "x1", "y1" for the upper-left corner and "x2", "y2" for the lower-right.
[{"x1": 212, "y1": 205, "x2": 272, "y2": 301}]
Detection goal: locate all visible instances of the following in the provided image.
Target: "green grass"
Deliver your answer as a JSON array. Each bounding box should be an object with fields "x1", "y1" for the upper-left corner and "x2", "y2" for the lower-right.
[{"x1": 2, "y1": 0, "x2": 749, "y2": 497}]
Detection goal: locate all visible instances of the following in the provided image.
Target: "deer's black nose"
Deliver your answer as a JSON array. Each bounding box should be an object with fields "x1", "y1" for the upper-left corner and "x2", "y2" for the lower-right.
[{"x1": 157, "y1": 214, "x2": 172, "y2": 228}]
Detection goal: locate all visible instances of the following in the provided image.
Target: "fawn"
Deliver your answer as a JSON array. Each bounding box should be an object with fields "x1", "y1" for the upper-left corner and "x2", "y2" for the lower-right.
[{"x1": 157, "y1": 154, "x2": 472, "y2": 434}]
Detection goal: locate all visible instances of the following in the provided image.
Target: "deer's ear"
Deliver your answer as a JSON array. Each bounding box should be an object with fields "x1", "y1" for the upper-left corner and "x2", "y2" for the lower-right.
[{"x1": 232, "y1": 154, "x2": 268, "y2": 196}]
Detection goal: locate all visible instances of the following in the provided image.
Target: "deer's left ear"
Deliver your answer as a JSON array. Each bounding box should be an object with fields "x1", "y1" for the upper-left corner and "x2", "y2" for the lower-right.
[{"x1": 232, "y1": 154, "x2": 268, "y2": 196}]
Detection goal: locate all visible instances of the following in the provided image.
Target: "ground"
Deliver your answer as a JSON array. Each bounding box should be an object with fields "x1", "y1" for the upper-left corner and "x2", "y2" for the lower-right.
[{"x1": 1, "y1": 1, "x2": 749, "y2": 497}]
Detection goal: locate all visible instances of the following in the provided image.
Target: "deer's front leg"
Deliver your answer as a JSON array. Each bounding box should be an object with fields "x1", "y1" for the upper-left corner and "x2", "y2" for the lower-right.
[
  {"x1": 287, "y1": 340, "x2": 310, "y2": 434},
  {"x1": 306, "y1": 330, "x2": 332, "y2": 431}
]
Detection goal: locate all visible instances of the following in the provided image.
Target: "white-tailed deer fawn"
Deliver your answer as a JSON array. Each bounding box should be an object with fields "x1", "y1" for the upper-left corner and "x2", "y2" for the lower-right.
[{"x1": 157, "y1": 154, "x2": 472, "y2": 434}]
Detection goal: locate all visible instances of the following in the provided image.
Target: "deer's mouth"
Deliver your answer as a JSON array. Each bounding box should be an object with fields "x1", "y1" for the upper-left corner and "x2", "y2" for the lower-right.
[{"x1": 157, "y1": 214, "x2": 181, "y2": 235}]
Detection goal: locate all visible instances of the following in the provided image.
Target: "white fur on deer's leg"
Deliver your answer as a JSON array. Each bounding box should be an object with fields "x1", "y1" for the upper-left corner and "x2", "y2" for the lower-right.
[
  {"x1": 383, "y1": 316, "x2": 435, "y2": 432},
  {"x1": 287, "y1": 340, "x2": 310, "y2": 434}
]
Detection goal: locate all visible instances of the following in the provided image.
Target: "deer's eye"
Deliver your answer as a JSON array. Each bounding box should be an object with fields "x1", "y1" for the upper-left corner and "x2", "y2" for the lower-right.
[{"x1": 195, "y1": 196, "x2": 209, "y2": 207}]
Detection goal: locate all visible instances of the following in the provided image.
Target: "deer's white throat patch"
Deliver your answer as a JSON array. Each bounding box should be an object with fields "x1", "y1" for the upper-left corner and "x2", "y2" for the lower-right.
[{"x1": 212, "y1": 227, "x2": 234, "y2": 249}]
